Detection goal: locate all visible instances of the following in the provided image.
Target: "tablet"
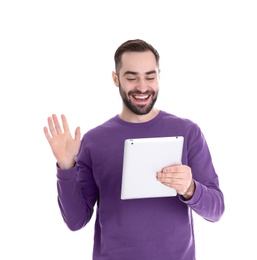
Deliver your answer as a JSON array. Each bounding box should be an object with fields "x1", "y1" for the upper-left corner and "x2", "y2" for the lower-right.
[{"x1": 121, "y1": 136, "x2": 184, "y2": 200}]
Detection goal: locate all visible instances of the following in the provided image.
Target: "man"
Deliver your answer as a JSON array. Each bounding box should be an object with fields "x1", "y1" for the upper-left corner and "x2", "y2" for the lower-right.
[{"x1": 44, "y1": 39, "x2": 225, "y2": 259}]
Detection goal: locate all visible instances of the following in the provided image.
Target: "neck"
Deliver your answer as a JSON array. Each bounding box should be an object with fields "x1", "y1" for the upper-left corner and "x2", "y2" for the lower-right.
[{"x1": 119, "y1": 108, "x2": 159, "y2": 123}]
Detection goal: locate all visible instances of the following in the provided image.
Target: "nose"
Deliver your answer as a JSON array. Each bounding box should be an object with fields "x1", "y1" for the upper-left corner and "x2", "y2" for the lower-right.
[{"x1": 136, "y1": 78, "x2": 149, "y2": 92}]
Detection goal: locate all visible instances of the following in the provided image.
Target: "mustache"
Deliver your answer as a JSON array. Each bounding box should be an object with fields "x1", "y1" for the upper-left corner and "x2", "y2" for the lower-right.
[{"x1": 128, "y1": 90, "x2": 155, "y2": 95}]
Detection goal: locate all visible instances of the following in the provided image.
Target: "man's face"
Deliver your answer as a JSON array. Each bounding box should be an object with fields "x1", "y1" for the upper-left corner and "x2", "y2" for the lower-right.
[{"x1": 116, "y1": 51, "x2": 160, "y2": 115}]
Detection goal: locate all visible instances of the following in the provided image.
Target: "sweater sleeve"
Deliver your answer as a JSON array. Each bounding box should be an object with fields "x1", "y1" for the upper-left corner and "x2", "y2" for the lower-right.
[
  {"x1": 179, "y1": 180, "x2": 224, "y2": 222},
  {"x1": 179, "y1": 124, "x2": 225, "y2": 222},
  {"x1": 57, "y1": 154, "x2": 98, "y2": 231}
]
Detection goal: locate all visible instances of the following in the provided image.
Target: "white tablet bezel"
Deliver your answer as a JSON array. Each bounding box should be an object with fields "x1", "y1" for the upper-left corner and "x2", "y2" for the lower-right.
[{"x1": 121, "y1": 136, "x2": 184, "y2": 200}]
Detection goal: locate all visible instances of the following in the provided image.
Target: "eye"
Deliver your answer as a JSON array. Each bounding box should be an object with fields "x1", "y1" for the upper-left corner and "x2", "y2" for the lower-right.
[
  {"x1": 146, "y1": 77, "x2": 155, "y2": 81},
  {"x1": 127, "y1": 78, "x2": 136, "y2": 81}
]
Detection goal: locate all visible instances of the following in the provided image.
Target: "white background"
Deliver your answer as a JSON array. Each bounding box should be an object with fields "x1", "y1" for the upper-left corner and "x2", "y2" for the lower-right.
[{"x1": 1, "y1": 1, "x2": 256, "y2": 259}]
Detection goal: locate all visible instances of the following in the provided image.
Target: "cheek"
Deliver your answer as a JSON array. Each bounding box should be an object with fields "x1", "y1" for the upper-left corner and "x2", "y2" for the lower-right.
[
  {"x1": 152, "y1": 82, "x2": 159, "y2": 92},
  {"x1": 119, "y1": 81, "x2": 131, "y2": 93},
  {"x1": 119, "y1": 85, "x2": 127, "y2": 98}
]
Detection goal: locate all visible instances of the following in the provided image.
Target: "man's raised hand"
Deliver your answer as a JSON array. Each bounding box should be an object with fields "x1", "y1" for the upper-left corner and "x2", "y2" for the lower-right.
[{"x1": 43, "y1": 114, "x2": 81, "y2": 169}]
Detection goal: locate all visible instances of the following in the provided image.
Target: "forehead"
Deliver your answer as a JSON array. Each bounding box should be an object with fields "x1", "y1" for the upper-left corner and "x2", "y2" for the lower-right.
[{"x1": 120, "y1": 51, "x2": 158, "y2": 74}]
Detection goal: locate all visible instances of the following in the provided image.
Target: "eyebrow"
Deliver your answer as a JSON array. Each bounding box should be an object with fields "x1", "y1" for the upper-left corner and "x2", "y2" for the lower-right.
[{"x1": 123, "y1": 70, "x2": 157, "y2": 77}]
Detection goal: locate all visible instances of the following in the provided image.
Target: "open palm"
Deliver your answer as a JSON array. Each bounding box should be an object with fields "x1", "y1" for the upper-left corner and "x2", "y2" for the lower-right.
[{"x1": 43, "y1": 114, "x2": 81, "y2": 169}]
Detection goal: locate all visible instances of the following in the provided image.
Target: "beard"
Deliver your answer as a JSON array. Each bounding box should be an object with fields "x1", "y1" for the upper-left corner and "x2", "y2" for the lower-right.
[{"x1": 119, "y1": 84, "x2": 158, "y2": 115}]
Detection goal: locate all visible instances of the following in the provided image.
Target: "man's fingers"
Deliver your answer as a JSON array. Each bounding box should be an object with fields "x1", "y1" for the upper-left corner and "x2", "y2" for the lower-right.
[
  {"x1": 61, "y1": 114, "x2": 71, "y2": 133},
  {"x1": 74, "y1": 126, "x2": 81, "y2": 142},
  {"x1": 43, "y1": 126, "x2": 52, "y2": 143},
  {"x1": 160, "y1": 172, "x2": 184, "y2": 178},
  {"x1": 162, "y1": 165, "x2": 184, "y2": 173},
  {"x1": 44, "y1": 114, "x2": 80, "y2": 145},
  {"x1": 52, "y1": 114, "x2": 63, "y2": 134},
  {"x1": 45, "y1": 116, "x2": 57, "y2": 137}
]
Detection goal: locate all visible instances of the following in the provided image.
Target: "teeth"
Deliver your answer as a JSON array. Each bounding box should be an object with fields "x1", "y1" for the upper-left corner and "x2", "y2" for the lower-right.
[{"x1": 134, "y1": 95, "x2": 149, "y2": 99}]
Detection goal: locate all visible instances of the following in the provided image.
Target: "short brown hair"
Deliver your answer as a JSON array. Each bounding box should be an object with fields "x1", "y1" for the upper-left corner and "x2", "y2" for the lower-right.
[{"x1": 114, "y1": 39, "x2": 160, "y2": 74}]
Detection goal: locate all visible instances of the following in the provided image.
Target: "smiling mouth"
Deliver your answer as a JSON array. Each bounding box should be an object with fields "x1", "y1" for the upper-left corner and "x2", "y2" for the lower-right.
[{"x1": 132, "y1": 94, "x2": 150, "y2": 101}]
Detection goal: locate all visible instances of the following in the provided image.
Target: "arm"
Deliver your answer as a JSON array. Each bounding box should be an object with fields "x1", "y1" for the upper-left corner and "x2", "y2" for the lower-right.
[
  {"x1": 157, "y1": 125, "x2": 225, "y2": 222},
  {"x1": 44, "y1": 114, "x2": 95, "y2": 230},
  {"x1": 56, "y1": 165, "x2": 97, "y2": 231},
  {"x1": 182, "y1": 125, "x2": 225, "y2": 222},
  {"x1": 181, "y1": 179, "x2": 224, "y2": 222}
]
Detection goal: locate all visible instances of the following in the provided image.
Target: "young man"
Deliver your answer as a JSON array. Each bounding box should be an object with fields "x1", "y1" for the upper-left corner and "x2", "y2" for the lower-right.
[{"x1": 44, "y1": 39, "x2": 225, "y2": 260}]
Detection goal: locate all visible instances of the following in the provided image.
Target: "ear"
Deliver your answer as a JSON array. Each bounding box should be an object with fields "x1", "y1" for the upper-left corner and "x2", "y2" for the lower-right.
[{"x1": 112, "y1": 71, "x2": 119, "y2": 87}]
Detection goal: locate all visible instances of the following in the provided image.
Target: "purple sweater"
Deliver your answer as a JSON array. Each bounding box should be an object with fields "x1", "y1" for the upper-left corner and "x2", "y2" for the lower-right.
[{"x1": 57, "y1": 111, "x2": 225, "y2": 260}]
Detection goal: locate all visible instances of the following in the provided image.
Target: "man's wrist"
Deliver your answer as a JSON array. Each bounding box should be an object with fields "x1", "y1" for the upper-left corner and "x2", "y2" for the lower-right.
[
  {"x1": 57, "y1": 160, "x2": 76, "y2": 170},
  {"x1": 182, "y1": 180, "x2": 195, "y2": 200}
]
